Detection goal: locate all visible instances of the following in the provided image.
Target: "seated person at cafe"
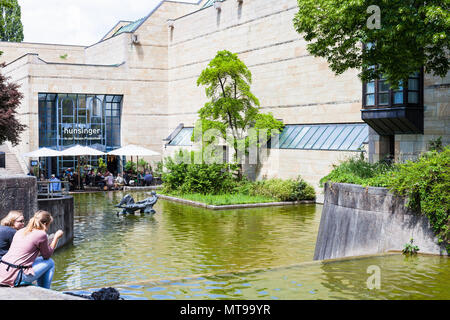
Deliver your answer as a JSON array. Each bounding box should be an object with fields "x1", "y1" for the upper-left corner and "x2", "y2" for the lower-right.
[
  {"x1": 85, "y1": 169, "x2": 94, "y2": 187},
  {"x1": 123, "y1": 171, "x2": 130, "y2": 186},
  {"x1": 94, "y1": 172, "x2": 105, "y2": 189},
  {"x1": 49, "y1": 174, "x2": 61, "y2": 192},
  {"x1": 105, "y1": 172, "x2": 115, "y2": 190},
  {"x1": 144, "y1": 171, "x2": 153, "y2": 186},
  {"x1": 115, "y1": 173, "x2": 125, "y2": 189},
  {"x1": 137, "y1": 171, "x2": 145, "y2": 186}
]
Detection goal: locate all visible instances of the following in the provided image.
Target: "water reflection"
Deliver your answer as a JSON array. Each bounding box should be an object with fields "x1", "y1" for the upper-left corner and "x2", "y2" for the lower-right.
[
  {"x1": 53, "y1": 191, "x2": 449, "y2": 299},
  {"x1": 52, "y1": 191, "x2": 321, "y2": 291},
  {"x1": 108, "y1": 255, "x2": 449, "y2": 300}
]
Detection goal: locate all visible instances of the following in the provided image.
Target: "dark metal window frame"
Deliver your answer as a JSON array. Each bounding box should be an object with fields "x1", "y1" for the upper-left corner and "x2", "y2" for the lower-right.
[{"x1": 362, "y1": 68, "x2": 424, "y2": 109}]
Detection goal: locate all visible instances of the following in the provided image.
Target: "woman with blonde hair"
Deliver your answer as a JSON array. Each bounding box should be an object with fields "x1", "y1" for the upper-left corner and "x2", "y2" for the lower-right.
[
  {"x1": 0, "y1": 211, "x2": 25, "y2": 260},
  {"x1": 0, "y1": 210, "x2": 63, "y2": 288}
]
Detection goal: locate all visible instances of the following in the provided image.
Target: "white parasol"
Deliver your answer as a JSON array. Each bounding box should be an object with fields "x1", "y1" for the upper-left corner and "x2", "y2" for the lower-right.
[
  {"x1": 59, "y1": 145, "x2": 105, "y2": 189},
  {"x1": 107, "y1": 144, "x2": 160, "y2": 175},
  {"x1": 22, "y1": 147, "x2": 62, "y2": 158}
]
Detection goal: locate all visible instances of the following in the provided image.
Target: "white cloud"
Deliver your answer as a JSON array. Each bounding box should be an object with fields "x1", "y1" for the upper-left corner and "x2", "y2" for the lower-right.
[{"x1": 17, "y1": 0, "x2": 200, "y2": 46}]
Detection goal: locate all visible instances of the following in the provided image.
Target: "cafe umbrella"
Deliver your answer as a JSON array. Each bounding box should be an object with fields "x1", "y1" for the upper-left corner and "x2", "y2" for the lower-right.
[
  {"x1": 22, "y1": 147, "x2": 63, "y2": 177},
  {"x1": 107, "y1": 144, "x2": 160, "y2": 178},
  {"x1": 59, "y1": 145, "x2": 105, "y2": 189}
]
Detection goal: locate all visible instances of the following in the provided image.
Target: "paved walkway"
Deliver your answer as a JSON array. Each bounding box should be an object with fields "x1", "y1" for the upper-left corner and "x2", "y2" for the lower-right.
[{"x1": 0, "y1": 286, "x2": 86, "y2": 300}]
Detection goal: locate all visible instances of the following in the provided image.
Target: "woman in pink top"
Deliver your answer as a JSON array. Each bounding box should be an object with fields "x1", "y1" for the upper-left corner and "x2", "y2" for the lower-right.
[{"x1": 0, "y1": 210, "x2": 64, "y2": 288}]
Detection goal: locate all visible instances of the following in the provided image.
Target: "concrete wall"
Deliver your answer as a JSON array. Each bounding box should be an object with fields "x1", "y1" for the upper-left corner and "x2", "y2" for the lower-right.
[
  {"x1": 0, "y1": 175, "x2": 73, "y2": 249},
  {"x1": 38, "y1": 196, "x2": 74, "y2": 249},
  {"x1": 314, "y1": 183, "x2": 447, "y2": 260},
  {"x1": 0, "y1": 175, "x2": 37, "y2": 222}
]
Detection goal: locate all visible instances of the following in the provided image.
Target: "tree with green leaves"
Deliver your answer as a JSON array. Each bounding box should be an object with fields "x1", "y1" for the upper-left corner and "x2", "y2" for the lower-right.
[
  {"x1": 0, "y1": 69, "x2": 25, "y2": 146},
  {"x1": 196, "y1": 50, "x2": 283, "y2": 175},
  {"x1": 0, "y1": 0, "x2": 24, "y2": 42},
  {"x1": 293, "y1": 0, "x2": 449, "y2": 86}
]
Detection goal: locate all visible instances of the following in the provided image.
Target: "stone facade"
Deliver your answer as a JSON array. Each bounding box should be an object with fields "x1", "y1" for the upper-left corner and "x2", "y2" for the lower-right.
[{"x1": 0, "y1": 0, "x2": 448, "y2": 197}]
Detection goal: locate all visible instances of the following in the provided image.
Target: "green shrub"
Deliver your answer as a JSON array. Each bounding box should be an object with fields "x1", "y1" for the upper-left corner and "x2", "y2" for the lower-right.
[
  {"x1": 180, "y1": 163, "x2": 238, "y2": 195},
  {"x1": 124, "y1": 160, "x2": 136, "y2": 174},
  {"x1": 161, "y1": 150, "x2": 239, "y2": 194},
  {"x1": 98, "y1": 157, "x2": 108, "y2": 174},
  {"x1": 319, "y1": 155, "x2": 393, "y2": 187},
  {"x1": 388, "y1": 147, "x2": 449, "y2": 251},
  {"x1": 250, "y1": 177, "x2": 315, "y2": 201},
  {"x1": 161, "y1": 151, "x2": 189, "y2": 192},
  {"x1": 402, "y1": 238, "x2": 420, "y2": 255}
]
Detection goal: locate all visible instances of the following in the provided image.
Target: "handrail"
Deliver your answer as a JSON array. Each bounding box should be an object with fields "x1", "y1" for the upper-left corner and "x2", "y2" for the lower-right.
[{"x1": 37, "y1": 180, "x2": 70, "y2": 198}]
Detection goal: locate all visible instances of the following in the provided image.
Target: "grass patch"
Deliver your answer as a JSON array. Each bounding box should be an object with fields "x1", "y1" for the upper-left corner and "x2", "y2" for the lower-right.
[{"x1": 160, "y1": 192, "x2": 279, "y2": 206}]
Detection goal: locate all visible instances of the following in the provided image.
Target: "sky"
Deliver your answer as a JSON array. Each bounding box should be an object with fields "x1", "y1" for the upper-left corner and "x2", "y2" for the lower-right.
[{"x1": 17, "y1": 0, "x2": 199, "y2": 46}]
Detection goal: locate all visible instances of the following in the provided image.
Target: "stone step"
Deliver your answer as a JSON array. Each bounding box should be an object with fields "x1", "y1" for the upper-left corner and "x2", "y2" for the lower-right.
[{"x1": 0, "y1": 144, "x2": 27, "y2": 175}]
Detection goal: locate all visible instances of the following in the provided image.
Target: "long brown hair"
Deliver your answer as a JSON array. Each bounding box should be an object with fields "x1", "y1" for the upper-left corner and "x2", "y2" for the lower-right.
[
  {"x1": 0, "y1": 211, "x2": 24, "y2": 227},
  {"x1": 23, "y1": 210, "x2": 53, "y2": 235}
]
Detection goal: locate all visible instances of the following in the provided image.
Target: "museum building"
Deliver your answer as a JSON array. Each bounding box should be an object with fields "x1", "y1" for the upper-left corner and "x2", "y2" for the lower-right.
[{"x1": 0, "y1": 0, "x2": 448, "y2": 196}]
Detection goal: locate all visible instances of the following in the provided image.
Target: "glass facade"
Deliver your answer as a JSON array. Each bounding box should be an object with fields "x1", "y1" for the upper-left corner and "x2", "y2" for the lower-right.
[
  {"x1": 274, "y1": 124, "x2": 368, "y2": 151},
  {"x1": 38, "y1": 93, "x2": 122, "y2": 177}
]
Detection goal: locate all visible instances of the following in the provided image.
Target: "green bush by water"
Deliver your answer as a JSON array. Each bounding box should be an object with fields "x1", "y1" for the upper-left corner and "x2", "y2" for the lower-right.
[
  {"x1": 319, "y1": 153, "x2": 394, "y2": 188},
  {"x1": 161, "y1": 150, "x2": 315, "y2": 203},
  {"x1": 249, "y1": 177, "x2": 316, "y2": 202}
]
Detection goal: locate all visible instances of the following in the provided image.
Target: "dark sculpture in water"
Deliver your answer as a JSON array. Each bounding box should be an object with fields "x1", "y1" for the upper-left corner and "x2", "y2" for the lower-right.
[{"x1": 115, "y1": 191, "x2": 158, "y2": 215}]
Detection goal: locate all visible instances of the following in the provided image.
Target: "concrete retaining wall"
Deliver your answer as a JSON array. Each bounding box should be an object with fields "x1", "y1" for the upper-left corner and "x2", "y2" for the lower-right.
[
  {"x1": 38, "y1": 196, "x2": 74, "y2": 248},
  {"x1": 0, "y1": 175, "x2": 38, "y2": 222},
  {"x1": 0, "y1": 175, "x2": 73, "y2": 249},
  {"x1": 313, "y1": 183, "x2": 447, "y2": 260}
]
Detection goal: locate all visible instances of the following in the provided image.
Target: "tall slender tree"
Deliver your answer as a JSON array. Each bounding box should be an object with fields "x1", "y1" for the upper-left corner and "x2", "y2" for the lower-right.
[
  {"x1": 0, "y1": 0, "x2": 24, "y2": 42},
  {"x1": 196, "y1": 50, "x2": 283, "y2": 176}
]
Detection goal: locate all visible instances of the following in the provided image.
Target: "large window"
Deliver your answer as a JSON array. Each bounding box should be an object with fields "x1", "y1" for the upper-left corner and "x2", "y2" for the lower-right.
[
  {"x1": 38, "y1": 93, "x2": 122, "y2": 175},
  {"x1": 273, "y1": 123, "x2": 368, "y2": 151}
]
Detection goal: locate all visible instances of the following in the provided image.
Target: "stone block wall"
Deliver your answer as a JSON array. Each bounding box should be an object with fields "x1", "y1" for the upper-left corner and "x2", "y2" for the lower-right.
[
  {"x1": 314, "y1": 183, "x2": 447, "y2": 260},
  {"x1": 37, "y1": 196, "x2": 74, "y2": 249},
  {"x1": 0, "y1": 175, "x2": 73, "y2": 249},
  {"x1": 0, "y1": 175, "x2": 37, "y2": 222}
]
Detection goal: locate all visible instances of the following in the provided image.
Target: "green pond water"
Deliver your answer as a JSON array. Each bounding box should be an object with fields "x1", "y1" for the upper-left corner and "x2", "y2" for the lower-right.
[{"x1": 52, "y1": 191, "x2": 450, "y2": 300}]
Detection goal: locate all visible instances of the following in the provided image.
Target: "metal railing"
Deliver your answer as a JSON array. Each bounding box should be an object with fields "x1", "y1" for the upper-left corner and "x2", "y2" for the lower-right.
[{"x1": 37, "y1": 180, "x2": 70, "y2": 198}]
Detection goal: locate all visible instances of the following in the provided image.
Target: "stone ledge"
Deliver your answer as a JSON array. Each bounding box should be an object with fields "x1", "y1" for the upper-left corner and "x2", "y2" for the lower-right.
[
  {"x1": 157, "y1": 194, "x2": 316, "y2": 210},
  {"x1": 0, "y1": 286, "x2": 87, "y2": 300}
]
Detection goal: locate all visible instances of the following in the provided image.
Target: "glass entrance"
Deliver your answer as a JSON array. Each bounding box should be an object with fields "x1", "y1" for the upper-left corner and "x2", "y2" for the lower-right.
[{"x1": 38, "y1": 93, "x2": 122, "y2": 178}]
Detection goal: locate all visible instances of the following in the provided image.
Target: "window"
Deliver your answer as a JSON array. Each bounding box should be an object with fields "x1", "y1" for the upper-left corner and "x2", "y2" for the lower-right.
[
  {"x1": 363, "y1": 70, "x2": 423, "y2": 108},
  {"x1": 168, "y1": 128, "x2": 194, "y2": 146},
  {"x1": 273, "y1": 124, "x2": 368, "y2": 151}
]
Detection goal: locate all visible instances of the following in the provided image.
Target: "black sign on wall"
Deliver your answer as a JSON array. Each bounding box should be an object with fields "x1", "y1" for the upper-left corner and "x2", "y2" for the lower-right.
[{"x1": 0, "y1": 152, "x2": 5, "y2": 168}]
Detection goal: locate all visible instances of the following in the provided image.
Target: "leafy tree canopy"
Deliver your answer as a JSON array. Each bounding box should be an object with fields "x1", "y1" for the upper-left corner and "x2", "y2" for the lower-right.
[{"x1": 293, "y1": 0, "x2": 449, "y2": 86}]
